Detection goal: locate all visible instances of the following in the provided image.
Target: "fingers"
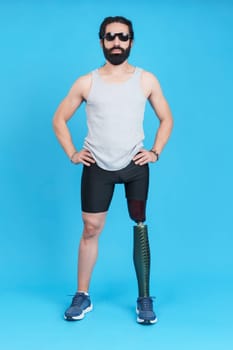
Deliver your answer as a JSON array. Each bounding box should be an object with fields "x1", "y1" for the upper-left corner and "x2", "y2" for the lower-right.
[
  {"x1": 72, "y1": 149, "x2": 96, "y2": 166},
  {"x1": 72, "y1": 149, "x2": 156, "y2": 167},
  {"x1": 133, "y1": 150, "x2": 156, "y2": 165},
  {"x1": 82, "y1": 151, "x2": 96, "y2": 165}
]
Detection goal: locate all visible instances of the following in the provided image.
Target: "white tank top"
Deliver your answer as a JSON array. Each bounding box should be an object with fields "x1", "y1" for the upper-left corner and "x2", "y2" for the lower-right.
[{"x1": 84, "y1": 67, "x2": 147, "y2": 170}]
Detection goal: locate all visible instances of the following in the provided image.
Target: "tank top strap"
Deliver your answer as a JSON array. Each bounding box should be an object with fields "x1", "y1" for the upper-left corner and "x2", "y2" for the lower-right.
[
  {"x1": 134, "y1": 67, "x2": 143, "y2": 76},
  {"x1": 91, "y1": 69, "x2": 99, "y2": 80}
]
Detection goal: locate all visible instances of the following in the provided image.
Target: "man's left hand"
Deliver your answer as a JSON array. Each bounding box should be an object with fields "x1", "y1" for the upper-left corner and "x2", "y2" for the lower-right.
[{"x1": 133, "y1": 149, "x2": 157, "y2": 166}]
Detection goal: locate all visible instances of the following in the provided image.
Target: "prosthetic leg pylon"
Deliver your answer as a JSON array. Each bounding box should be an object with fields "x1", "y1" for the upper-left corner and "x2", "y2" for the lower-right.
[{"x1": 133, "y1": 223, "x2": 150, "y2": 297}]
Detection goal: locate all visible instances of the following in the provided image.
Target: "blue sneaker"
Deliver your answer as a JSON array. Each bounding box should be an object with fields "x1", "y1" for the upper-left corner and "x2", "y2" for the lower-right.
[
  {"x1": 136, "y1": 297, "x2": 157, "y2": 324},
  {"x1": 64, "y1": 292, "x2": 93, "y2": 321}
]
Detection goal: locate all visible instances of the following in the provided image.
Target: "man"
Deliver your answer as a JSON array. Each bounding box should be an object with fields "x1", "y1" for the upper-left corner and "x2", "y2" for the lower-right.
[{"x1": 53, "y1": 16, "x2": 173, "y2": 325}]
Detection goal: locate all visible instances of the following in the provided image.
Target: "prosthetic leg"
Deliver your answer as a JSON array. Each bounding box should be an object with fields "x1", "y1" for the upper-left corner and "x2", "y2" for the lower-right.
[
  {"x1": 127, "y1": 199, "x2": 150, "y2": 297},
  {"x1": 133, "y1": 223, "x2": 150, "y2": 297},
  {"x1": 127, "y1": 199, "x2": 157, "y2": 324}
]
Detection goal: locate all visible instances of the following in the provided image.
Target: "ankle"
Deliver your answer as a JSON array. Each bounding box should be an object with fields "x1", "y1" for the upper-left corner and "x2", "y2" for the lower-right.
[{"x1": 77, "y1": 290, "x2": 89, "y2": 296}]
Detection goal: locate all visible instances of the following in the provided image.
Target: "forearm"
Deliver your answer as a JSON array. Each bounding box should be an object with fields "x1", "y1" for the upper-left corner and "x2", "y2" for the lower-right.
[
  {"x1": 53, "y1": 119, "x2": 77, "y2": 159},
  {"x1": 151, "y1": 118, "x2": 173, "y2": 155}
]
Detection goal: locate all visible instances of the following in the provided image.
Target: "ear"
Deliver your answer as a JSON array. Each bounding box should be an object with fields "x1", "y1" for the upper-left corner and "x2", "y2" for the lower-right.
[
  {"x1": 130, "y1": 39, "x2": 134, "y2": 48},
  {"x1": 100, "y1": 39, "x2": 104, "y2": 48}
]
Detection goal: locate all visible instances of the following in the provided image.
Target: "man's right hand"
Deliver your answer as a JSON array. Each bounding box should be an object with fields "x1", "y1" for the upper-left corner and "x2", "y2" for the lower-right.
[{"x1": 71, "y1": 149, "x2": 96, "y2": 166}]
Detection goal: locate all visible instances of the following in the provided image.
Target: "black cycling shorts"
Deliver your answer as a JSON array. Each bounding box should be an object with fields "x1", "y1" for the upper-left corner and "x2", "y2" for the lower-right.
[{"x1": 81, "y1": 161, "x2": 149, "y2": 213}]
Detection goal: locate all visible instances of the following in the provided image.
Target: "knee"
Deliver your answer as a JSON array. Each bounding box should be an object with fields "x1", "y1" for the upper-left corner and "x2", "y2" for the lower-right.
[{"x1": 82, "y1": 217, "x2": 104, "y2": 240}]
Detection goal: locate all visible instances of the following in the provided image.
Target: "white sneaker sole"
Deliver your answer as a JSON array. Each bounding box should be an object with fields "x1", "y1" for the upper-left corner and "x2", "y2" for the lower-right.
[
  {"x1": 64, "y1": 304, "x2": 93, "y2": 321},
  {"x1": 136, "y1": 308, "x2": 158, "y2": 324}
]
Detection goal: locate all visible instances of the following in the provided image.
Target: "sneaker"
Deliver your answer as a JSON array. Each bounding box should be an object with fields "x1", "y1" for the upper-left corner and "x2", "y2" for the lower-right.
[
  {"x1": 64, "y1": 292, "x2": 93, "y2": 321},
  {"x1": 136, "y1": 296, "x2": 157, "y2": 324}
]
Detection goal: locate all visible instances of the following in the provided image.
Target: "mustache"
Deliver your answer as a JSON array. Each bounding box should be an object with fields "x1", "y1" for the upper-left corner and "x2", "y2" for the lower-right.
[{"x1": 110, "y1": 46, "x2": 125, "y2": 53}]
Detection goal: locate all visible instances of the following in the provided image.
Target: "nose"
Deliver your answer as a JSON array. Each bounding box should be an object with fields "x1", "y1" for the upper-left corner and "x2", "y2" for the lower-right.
[{"x1": 113, "y1": 36, "x2": 120, "y2": 45}]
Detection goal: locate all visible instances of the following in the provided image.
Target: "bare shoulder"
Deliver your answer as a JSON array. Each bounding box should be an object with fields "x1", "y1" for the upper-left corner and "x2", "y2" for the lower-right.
[
  {"x1": 142, "y1": 69, "x2": 161, "y2": 89},
  {"x1": 69, "y1": 72, "x2": 92, "y2": 100},
  {"x1": 76, "y1": 72, "x2": 92, "y2": 86},
  {"x1": 141, "y1": 70, "x2": 162, "y2": 99}
]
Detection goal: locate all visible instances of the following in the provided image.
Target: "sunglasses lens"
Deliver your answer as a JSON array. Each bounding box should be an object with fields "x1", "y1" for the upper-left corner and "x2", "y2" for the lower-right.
[
  {"x1": 104, "y1": 33, "x2": 130, "y2": 41},
  {"x1": 119, "y1": 33, "x2": 130, "y2": 41},
  {"x1": 105, "y1": 33, "x2": 115, "y2": 41}
]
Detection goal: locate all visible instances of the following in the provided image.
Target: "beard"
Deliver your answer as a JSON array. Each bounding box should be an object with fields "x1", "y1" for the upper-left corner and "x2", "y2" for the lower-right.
[{"x1": 102, "y1": 43, "x2": 131, "y2": 65}]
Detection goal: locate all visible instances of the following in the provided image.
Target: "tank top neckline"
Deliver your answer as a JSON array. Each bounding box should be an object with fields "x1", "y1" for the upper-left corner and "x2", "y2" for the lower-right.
[{"x1": 95, "y1": 66, "x2": 139, "y2": 85}]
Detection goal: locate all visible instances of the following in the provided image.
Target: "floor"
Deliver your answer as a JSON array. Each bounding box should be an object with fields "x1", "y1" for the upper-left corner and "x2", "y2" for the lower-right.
[{"x1": 1, "y1": 273, "x2": 232, "y2": 350}]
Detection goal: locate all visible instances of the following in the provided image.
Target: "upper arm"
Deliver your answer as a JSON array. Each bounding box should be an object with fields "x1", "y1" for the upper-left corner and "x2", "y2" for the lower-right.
[
  {"x1": 53, "y1": 73, "x2": 92, "y2": 123},
  {"x1": 142, "y1": 71, "x2": 172, "y2": 123}
]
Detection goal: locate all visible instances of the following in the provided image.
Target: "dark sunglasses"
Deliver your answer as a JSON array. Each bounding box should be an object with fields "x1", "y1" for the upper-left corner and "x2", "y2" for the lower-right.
[{"x1": 103, "y1": 32, "x2": 131, "y2": 42}]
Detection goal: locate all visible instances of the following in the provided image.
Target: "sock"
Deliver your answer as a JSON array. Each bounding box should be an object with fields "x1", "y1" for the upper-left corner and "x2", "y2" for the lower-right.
[{"x1": 77, "y1": 290, "x2": 89, "y2": 296}]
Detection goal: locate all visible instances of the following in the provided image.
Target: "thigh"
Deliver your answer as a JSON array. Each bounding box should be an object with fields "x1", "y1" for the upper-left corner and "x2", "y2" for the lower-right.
[
  {"x1": 124, "y1": 163, "x2": 149, "y2": 201},
  {"x1": 81, "y1": 163, "x2": 115, "y2": 213}
]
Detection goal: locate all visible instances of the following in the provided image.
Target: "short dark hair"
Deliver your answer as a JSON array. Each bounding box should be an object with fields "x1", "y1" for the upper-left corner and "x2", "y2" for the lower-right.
[{"x1": 99, "y1": 16, "x2": 134, "y2": 40}]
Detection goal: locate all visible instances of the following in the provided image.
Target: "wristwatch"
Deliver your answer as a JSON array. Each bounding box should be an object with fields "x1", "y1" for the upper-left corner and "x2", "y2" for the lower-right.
[
  {"x1": 150, "y1": 149, "x2": 159, "y2": 161},
  {"x1": 70, "y1": 151, "x2": 79, "y2": 164}
]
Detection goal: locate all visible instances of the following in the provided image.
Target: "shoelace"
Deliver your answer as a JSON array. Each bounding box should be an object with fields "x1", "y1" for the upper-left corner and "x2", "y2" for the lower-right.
[
  {"x1": 70, "y1": 293, "x2": 86, "y2": 307},
  {"x1": 138, "y1": 297, "x2": 155, "y2": 311}
]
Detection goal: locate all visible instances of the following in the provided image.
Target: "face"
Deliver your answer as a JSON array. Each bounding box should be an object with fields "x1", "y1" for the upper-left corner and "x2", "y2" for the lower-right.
[{"x1": 101, "y1": 22, "x2": 133, "y2": 65}]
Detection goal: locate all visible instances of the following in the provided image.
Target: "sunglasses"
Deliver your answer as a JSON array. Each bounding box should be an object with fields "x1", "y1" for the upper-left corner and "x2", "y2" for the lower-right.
[{"x1": 103, "y1": 32, "x2": 131, "y2": 42}]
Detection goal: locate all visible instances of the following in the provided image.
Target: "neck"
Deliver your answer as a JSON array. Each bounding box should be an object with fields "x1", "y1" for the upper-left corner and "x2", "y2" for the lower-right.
[{"x1": 103, "y1": 61, "x2": 133, "y2": 74}]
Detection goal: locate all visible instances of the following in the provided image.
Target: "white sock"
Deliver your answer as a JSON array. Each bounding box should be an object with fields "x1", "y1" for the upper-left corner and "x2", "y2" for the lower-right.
[{"x1": 78, "y1": 290, "x2": 89, "y2": 296}]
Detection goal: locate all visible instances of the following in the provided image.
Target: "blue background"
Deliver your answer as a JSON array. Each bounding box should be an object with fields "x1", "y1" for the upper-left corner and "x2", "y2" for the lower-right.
[{"x1": 1, "y1": 0, "x2": 233, "y2": 349}]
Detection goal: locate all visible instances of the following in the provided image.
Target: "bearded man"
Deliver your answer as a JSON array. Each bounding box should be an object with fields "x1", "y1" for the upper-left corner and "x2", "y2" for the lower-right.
[{"x1": 53, "y1": 16, "x2": 173, "y2": 325}]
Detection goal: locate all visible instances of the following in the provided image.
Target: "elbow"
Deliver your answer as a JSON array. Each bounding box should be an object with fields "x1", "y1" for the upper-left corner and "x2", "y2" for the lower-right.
[
  {"x1": 166, "y1": 113, "x2": 174, "y2": 131},
  {"x1": 170, "y1": 116, "x2": 174, "y2": 131},
  {"x1": 52, "y1": 118, "x2": 63, "y2": 136},
  {"x1": 161, "y1": 115, "x2": 174, "y2": 131},
  {"x1": 52, "y1": 114, "x2": 62, "y2": 132},
  {"x1": 52, "y1": 116, "x2": 58, "y2": 132}
]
